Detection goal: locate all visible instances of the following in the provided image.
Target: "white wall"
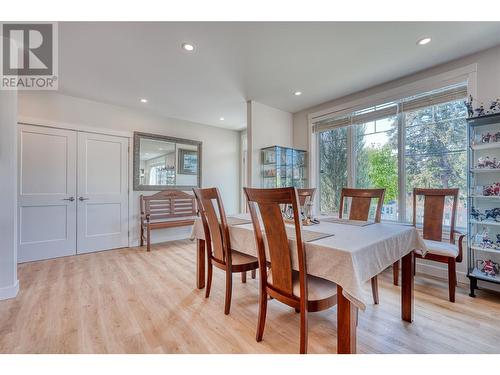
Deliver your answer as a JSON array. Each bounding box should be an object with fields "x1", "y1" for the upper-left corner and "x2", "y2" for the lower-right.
[
  {"x1": 247, "y1": 100, "x2": 293, "y2": 187},
  {"x1": 0, "y1": 89, "x2": 19, "y2": 300},
  {"x1": 18, "y1": 91, "x2": 241, "y2": 246},
  {"x1": 294, "y1": 45, "x2": 500, "y2": 150},
  {"x1": 292, "y1": 44, "x2": 500, "y2": 289}
]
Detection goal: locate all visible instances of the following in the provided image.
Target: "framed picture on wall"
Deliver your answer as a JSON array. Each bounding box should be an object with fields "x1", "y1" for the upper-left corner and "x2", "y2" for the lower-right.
[{"x1": 178, "y1": 149, "x2": 198, "y2": 175}]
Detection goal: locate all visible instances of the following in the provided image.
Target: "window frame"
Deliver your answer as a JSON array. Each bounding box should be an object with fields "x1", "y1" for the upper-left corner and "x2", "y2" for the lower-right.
[
  {"x1": 308, "y1": 66, "x2": 476, "y2": 214},
  {"x1": 313, "y1": 82, "x2": 472, "y2": 228},
  {"x1": 317, "y1": 112, "x2": 403, "y2": 220}
]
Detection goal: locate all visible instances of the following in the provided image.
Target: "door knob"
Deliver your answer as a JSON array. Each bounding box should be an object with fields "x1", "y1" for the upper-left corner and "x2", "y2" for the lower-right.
[
  {"x1": 62, "y1": 197, "x2": 75, "y2": 202},
  {"x1": 79, "y1": 197, "x2": 90, "y2": 201}
]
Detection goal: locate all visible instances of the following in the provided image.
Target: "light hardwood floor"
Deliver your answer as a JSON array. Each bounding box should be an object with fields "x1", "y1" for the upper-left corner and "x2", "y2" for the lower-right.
[{"x1": 1, "y1": 240, "x2": 499, "y2": 354}]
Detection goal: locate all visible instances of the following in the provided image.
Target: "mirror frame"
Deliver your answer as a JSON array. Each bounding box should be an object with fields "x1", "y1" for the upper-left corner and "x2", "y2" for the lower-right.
[{"x1": 133, "y1": 132, "x2": 202, "y2": 191}]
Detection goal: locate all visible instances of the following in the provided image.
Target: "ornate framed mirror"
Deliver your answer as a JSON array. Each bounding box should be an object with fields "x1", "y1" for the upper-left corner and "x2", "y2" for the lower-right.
[{"x1": 133, "y1": 132, "x2": 202, "y2": 191}]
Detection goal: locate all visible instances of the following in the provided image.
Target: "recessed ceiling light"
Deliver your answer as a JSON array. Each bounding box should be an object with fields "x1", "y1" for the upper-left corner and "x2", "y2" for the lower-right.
[
  {"x1": 182, "y1": 43, "x2": 195, "y2": 52},
  {"x1": 219, "y1": 117, "x2": 225, "y2": 121},
  {"x1": 294, "y1": 91, "x2": 302, "y2": 96},
  {"x1": 140, "y1": 98, "x2": 148, "y2": 103},
  {"x1": 417, "y1": 37, "x2": 431, "y2": 46}
]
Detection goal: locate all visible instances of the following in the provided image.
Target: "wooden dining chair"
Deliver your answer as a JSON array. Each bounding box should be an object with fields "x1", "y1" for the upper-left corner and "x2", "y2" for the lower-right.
[
  {"x1": 193, "y1": 187, "x2": 259, "y2": 315},
  {"x1": 412, "y1": 188, "x2": 465, "y2": 302},
  {"x1": 244, "y1": 187, "x2": 338, "y2": 354},
  {"x1": 339, "y1": 188, "x2": 387, "y2": 304},
  {"x1": 297, "y1": 188, "x2": 316, "y2": 206}
]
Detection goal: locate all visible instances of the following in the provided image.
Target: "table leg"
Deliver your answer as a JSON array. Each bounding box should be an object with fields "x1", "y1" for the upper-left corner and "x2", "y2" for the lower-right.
[
  {"x1": 196, "y1": 239, "x2": 206, "y2": 289},
  {"x1": 401, "y1": 251, "x2": 414, "y2": 322},
  {"x1": 337, "y1": 285, "x2": 357, "y2": 354},
  {"x1": 392, "y1": 260, "x2": 399, "y2": 286}
]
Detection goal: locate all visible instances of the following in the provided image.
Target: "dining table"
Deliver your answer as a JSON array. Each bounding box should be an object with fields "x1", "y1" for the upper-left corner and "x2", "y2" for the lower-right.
[{"x1": 190, "y1": 213, "x2": 427, "y2": 354}]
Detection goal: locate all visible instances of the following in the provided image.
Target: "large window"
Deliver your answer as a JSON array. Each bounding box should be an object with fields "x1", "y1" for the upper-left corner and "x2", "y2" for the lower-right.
[
  {"x1": 354, "y1": 115, "x2": 399, "y2": 220},
  {"x1": 404, "y1": 99, "x2": 468, "y2": 227},
  {"x1": 319, "y1": 126, "x2": 348, "y2": 212},
  {"x1": 316, "y1": 84, "x2": 468, "y2": 226}
]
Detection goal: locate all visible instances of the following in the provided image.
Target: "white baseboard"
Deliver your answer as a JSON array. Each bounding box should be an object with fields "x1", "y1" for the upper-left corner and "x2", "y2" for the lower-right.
[
  {"x1": 0, "y1": 280, "x2": 19, "y2": 300},
  {"x1": 130, "y1": 233, "x2": 192, "y2": 248},
  {"x1": 416, "y1": 260, "x2": 500, "y2": 293},
  {"x1": 415, "y1": 260, "x2": 468, "y2": 284}
]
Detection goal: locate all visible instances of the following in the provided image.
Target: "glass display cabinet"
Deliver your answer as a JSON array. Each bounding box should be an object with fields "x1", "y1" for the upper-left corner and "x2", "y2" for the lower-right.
[
  {"x1": 261, "y1": 146, "x2": 307, "y2": 188},
  {"x1": 468, "y1": 113, "x2": 500, "y2": 297}
]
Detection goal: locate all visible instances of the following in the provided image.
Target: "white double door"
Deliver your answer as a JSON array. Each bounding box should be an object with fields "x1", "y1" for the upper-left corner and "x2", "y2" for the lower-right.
[{"x1": 18, "y1": 125, "x2": 129, "y2": 262}]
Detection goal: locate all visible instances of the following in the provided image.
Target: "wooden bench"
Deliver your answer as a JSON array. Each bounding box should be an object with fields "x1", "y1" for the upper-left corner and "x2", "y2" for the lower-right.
[{"x1": 140, "y1": 190, "x2": 197, "y2": 251}]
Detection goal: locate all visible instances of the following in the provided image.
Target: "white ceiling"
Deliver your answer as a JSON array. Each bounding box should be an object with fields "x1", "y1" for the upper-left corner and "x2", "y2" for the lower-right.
[{"x1": 58, "y1": 22, "x2": 500, "y2": 130}]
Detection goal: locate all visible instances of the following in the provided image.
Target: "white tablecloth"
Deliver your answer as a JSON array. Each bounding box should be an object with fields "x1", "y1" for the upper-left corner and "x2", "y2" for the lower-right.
[{"x1": 191, "y1": 214, "x2": 426, "y2": 310}]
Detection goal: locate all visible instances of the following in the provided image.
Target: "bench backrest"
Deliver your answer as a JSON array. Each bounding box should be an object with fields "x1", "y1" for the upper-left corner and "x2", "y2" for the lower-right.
[{"x1": 141, "y1": 190, "x2": 196, "y2": 221}]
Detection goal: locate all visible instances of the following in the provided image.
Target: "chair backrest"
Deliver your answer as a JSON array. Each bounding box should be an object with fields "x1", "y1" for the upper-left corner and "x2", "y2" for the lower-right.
[
  {"x1": 244, "y1": 187, "x2": 306, "y2": 299},
  {"x1": 140, "y1": 190, "x2": 196, "y2": 220},
  {"x1": 193, "y1": 187, "x2": 231, "y2": 265},
  {"x1": 413, "y1": 188, "x2": 459, "y2": 244},
  {"x1": 297, "y1": 188, "x2": 316, "y2": 206},
  {"x1": 339, "y1": 188, "x2": 385, "y2": 223}
]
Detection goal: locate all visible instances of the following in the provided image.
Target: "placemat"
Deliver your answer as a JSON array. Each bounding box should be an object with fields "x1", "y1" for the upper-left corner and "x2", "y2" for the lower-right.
[
  {"x1": 321, "y1": 217, "x2": 374, "y2": 226},
  {"x1": 285, "y1": 227, "x2": 334, "y2": 242},
  {"x1": 226, "y1": 217, "x2": 253, "y2": 226}
]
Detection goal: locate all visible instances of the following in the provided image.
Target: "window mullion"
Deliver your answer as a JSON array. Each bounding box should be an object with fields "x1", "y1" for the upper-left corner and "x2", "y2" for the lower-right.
[
  {"x1": 398, "y1": 112, "x2": 406, "y2": 222},
  {"x1": 315, "y1": 132, "x2": 321, "y2": 215},
  {"x1": 347, "y1": 125, "x2": 354, "y2": 187}
]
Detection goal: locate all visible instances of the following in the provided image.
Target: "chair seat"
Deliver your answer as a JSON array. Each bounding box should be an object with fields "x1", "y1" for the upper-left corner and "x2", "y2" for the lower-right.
[
  {"x1": 415, "y1": 239, "x2": 459, "y2": 258},
  {"x1": 268, "y1": 270, "x2": 337, "y2": 301},
  {"x1": 231, "y1": 250, "x2": 258, "y2": 266}
]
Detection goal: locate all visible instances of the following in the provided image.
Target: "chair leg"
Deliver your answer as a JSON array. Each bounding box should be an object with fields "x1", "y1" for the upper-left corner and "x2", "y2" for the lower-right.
[
  {"x1": 224, "y1": 270, "x2": 233, "y2": 315},
  {"x1": 146, "y1": 225, "x2": 151, "y2": 252},
  {"x1": 393, "y1": 260, "x2": 399, "y2": 286},
  {"x1": 371, "y1": 276, "x2": 379, "y2": 305},
  {"x1": 251, "y1": 269, "x2": 256, "y2": 279},
  {"x1": 140, "y1": 224, "x2": 144, "y2": 247},
  {"x1": 241, "y1": 271, "x2": 247, "y2": 283},
  {"x1": 266, "y1": 267, "x2": 273, "y2": 299},
  {"x1": 256, "y1": 290, "x2": 268, "y2": 342},
  {"x1": 299, "y1": 306, "x2": 308, "y2": 354},
  {"x1": 448, "y1": 258, "x2": 456, "y2": 303},
  {"x1": 205, "y1": 262, "x2": 213, "y2": 298}
]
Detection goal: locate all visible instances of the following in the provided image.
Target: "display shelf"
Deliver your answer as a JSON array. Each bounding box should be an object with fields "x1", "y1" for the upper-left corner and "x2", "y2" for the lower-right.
[
  {"x1": 470, "y1": 245, "x2": 500, "y2": 254},
  {"x1": 470, "y1": 220, "x2": 500, "y2": 227},
  {"x1": 469, "y1": 268, "x2": 500, "y2": 284},
  {"x1": 470, "y1": 168, "x2": 500, "y2": 173},
  {"x1": 468, "y1": 113, "x2": 500, "y2": 126},
  {"x1": 467, "y1": 112, "x2": 500, "y2": 297},
  {"x1": 471, "y1": 143, "x2": 500, "y2": 151}
]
